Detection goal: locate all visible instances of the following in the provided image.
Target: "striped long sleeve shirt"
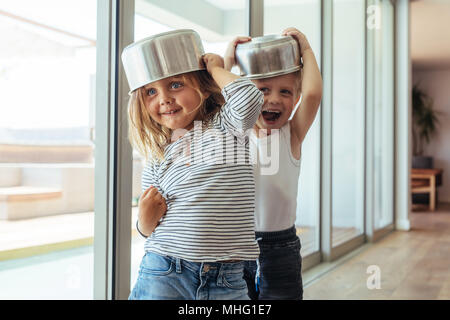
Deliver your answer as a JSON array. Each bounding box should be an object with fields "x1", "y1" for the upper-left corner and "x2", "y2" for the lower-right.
[{"x1": 142, "y1": 78, "x2": 264, "y2": 262}]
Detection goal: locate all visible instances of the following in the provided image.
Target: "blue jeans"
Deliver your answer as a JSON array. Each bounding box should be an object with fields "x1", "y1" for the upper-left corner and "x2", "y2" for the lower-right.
[
  {"x1": 129, "y1": 252, "x2": 250, "y2": 300},
  {"x1": 243, "y1": 226, "x2": 303, "y2": 300}
]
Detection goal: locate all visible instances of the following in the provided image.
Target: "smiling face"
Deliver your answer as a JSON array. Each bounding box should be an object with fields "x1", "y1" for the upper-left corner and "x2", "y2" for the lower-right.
[
  {"x1": 253, "y1": 72, "x2": 301, "y2": 130},
  {"x1": 142, "y1": 75, "x2": 203, "y2": 131},
  {"x1": 128, "y1": 71, "x2": 224, "y2": 161}
]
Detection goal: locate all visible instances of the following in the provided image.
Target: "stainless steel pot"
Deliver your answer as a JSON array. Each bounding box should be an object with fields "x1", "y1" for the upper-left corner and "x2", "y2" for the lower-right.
[
  {"x1": 235, "y1": 34, "x2": 301, "y2": 79},
  {"x1": 121, "y1": 29, "x2": 205, "y2": 93}
]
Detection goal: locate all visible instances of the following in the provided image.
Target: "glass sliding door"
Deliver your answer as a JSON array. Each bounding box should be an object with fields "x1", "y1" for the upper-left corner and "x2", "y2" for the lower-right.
[
  {"x1": 373, "y1": 0, "x2": 394, "y2": 231},
  {"x1": 331, "y1": 0, "x2": 365, "y2": 248},
  {"x1": 130, "y1": 0, "x2": 248, "y2": 290},
  {"x1": 264, "y1": 0, "x2": 322, "y2": 263},
  {"x1": 0, "y1": 0, "x2": 97, "y2": 299}
]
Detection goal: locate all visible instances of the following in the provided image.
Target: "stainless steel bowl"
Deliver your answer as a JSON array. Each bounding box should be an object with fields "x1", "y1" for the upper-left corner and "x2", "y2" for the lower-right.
[
  {"x1": 235, "y1": 34, "x2": 301, "y2": 79},
  {"x1": 121, "y1": 29, "x2": 205, "y2": 93}
]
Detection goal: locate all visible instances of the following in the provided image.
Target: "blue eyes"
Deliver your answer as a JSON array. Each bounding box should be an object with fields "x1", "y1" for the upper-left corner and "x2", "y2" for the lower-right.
[
  {"x1": 171, "y1": 82, "x2": 182, "y2": 89},
  {"x1": 259, "y1": 88, "x2": 292, "y2": 95},
  {"x1": 146, "y1": 81, "x2": 183, "y2": 96}
]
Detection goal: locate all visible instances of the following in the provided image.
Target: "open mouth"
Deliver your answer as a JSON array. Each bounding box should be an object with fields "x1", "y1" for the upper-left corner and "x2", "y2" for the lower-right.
[
  {"x1": 261, "y1": 110, "x2": 282, "y2": 123},
  {"x1": 161, "y1": 109, "x2": 181, "y2": 116}
]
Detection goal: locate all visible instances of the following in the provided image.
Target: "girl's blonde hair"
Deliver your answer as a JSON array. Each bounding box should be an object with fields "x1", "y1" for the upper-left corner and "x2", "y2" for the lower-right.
[{"x1": 127, "y1": 70, "x2": 224, "y2": 161}]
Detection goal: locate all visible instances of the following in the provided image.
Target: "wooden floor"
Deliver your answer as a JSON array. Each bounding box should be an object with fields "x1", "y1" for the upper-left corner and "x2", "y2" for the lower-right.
[{"x1": 303, "y1": 203, "x2": 450, "y2": 300}]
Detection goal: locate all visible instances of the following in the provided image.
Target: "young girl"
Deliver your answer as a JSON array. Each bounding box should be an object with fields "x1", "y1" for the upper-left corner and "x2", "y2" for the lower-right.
[
  {"x1": 224, "y1": 27, "x2": 322, "y2": 300},
  {"x1": 122, "y1": 30, "x2": 264, "y2": 300}
]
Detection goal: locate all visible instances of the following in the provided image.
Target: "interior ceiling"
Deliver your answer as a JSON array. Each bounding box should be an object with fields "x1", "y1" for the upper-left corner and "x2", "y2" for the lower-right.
[
  {"x1": 411, "y1": 0, "x2": 450, "y2": 69},
  {"x1": 198, "y1": 0, "x2": 450, "y2": 70},
  {"x1": 204, "y1": 0, "x2": 316, "y2": 10}
]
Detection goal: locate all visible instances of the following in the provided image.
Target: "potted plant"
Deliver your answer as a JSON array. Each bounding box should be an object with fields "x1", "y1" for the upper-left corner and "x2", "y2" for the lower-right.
[{"x1": 412, "y1": 84, "x2": 440, "y2": 169}]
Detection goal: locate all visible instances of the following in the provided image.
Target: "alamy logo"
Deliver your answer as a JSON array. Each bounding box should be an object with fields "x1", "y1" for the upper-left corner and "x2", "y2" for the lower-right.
[
  {"x1": 170, "y1": 121, "x2": 280, "y2": 175},
  {"x1": 367, "y1": 4, "x2": 381, "y2": 30},
  {"x1": 366, "y1": 265, "x2": 381, "y2": 290},
  {"x1": 250, "y1": 128, "x2": 280, "y2": 176}
]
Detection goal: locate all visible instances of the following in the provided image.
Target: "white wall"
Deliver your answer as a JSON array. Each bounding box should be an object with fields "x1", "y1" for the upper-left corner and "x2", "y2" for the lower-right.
[{"x1": 413, "y1": 68, "x2": 450, "y2": 203}]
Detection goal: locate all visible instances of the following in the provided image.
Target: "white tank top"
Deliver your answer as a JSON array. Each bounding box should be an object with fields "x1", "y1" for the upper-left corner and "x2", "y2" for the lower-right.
[{"x1": 250, "y1": 122, "x2": 301, "y2": 232}]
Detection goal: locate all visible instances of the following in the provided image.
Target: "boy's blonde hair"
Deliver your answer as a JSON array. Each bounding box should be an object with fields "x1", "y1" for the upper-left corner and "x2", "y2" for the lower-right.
[
  {"x1": 127, "y1": 70, "x2": 224, "y2": 161},
  {"x1": 292, "y1": 69, "x2": 303, "y2": 99}
]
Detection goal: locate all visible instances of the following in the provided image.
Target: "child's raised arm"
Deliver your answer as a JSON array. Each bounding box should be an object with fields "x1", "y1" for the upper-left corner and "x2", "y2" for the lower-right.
[
  {"x1": 224, "y1": 36, "x2": 252, "y2": 71},
  {"x1": 203, "y1": 53, "x2": 238, "y2": 89},
  {"x1": 284, "y1": 28, "x2": 323, "y2": 147},
  {"x1": 203, "y1": 53, "x2": 264, "y2": 134}
]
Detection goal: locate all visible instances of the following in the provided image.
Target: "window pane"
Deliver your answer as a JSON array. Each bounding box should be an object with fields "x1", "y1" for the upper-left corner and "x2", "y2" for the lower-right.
[
  {"x1": 0, "y1": 0, "x2": 97, "y2": 299},
  {"x1": 374, "y1": 0, "x2": 394, "y2": 230},
  {"x1": 331, "y1": 0, "x2": 365, "y2": 247},
  {"x1": 130, "y1": 0, "x2": 248, "y2": 289},
  {"x1": 264, "y1": 0, "x2": 322, "y2": 257}
]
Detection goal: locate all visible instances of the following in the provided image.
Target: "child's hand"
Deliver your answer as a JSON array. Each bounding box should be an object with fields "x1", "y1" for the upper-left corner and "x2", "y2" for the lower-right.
[
  {"x1": 137, "y1": 186, "x2": 167, "y2": 236},
  {"x1": 282, "y1": 27, "x2": 311, "y2": 57},
  {"x1": 224, "y1": 36, "x2": 252, "y2": 71},
  {"x1": 202, "y1": 53, "x2": 225, "y2": 74},
  {"x1": 202, "y1": 53, "x2": 240, "y2": 89}
]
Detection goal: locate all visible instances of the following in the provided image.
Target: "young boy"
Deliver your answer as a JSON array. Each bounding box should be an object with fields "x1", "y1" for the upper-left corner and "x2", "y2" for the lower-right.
[{"x1": 224, "y1": 27, "x2": 322, "y2": 300}]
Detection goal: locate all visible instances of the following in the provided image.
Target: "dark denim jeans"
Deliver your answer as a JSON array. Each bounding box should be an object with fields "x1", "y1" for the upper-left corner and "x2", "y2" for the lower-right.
[{"x1": 243, "y1": 225, "x2": 303, "y2": 300}]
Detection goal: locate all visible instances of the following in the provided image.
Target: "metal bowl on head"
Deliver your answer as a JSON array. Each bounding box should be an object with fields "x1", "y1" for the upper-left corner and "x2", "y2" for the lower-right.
[
  {"x1": 235, "y1": 34, "x2": 301, "y2": 80},
  {"x1": 121, "y1": 29, "x2": 205, "y2": 93}
]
